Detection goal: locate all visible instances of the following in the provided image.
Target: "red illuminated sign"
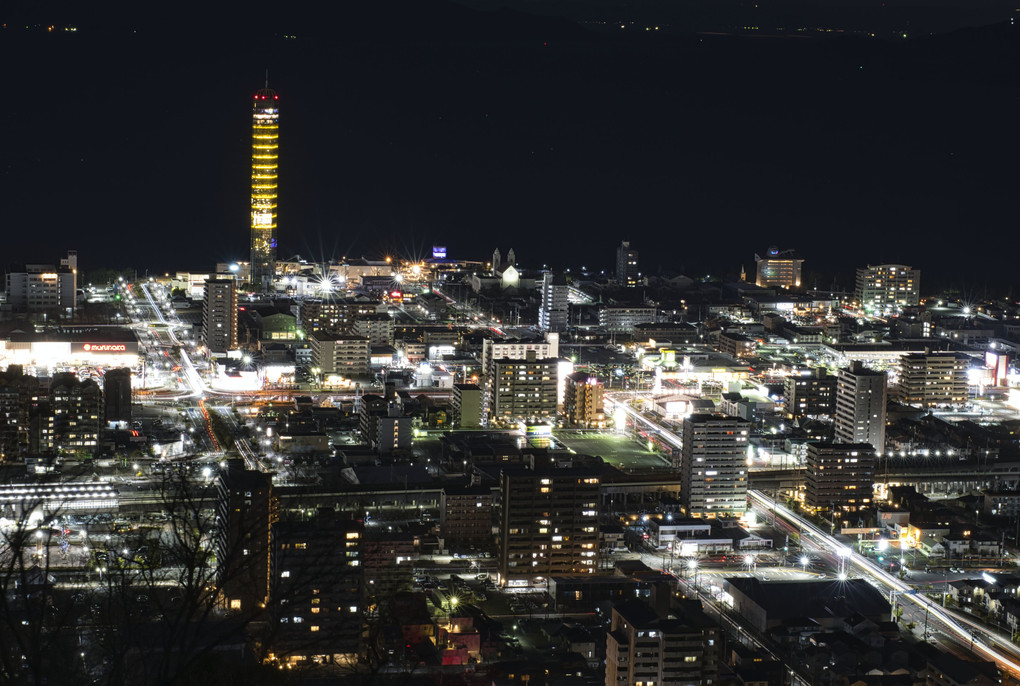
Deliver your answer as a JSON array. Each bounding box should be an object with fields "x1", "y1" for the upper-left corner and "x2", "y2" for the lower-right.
[{"x1": 83, "y1": 343, "x2": 127, "y2": 352}]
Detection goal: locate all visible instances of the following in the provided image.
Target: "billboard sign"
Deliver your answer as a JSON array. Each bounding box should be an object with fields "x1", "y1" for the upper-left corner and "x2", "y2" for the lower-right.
[{"x1": 76, "y1": 342, "x2": 137, "y2": 354}]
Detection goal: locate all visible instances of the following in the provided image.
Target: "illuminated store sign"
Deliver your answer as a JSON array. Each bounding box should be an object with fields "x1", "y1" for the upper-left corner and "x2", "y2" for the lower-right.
[{"x1": 81, "y1": 343, "x2": 128, "y2": 352}]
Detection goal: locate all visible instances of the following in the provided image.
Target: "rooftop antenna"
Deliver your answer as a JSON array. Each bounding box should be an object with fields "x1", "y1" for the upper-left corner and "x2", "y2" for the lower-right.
[{"x1": 265, "y1": 69, "x2": 269, "y2": 89}]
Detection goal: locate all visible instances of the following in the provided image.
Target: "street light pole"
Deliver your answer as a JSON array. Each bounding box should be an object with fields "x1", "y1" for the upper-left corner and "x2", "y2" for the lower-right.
[{"x1": 943, "y1": 567, "x2": 949, "y2": 607}]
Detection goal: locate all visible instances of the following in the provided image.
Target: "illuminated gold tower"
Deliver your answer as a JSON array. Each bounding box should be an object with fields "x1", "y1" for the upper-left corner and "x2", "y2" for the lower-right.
[{"x1": 250, "y1": 87, "x2": 279, "y2": 291}]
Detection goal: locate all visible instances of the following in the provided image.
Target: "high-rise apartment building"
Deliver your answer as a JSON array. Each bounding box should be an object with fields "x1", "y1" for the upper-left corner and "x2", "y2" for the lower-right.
[
  {"x1": 309, "y1": 332, "x2": 370, "y2": 377},
  {"x1": 481, "y1": 335, "x2": 560, "y2": 377},
  {"x1": 805, "y1": 442, "x2": 876, "y2": 512},
  {"x1": 299, "y1": 298, "x2": 381, "y2": 336},
  {"x1": 0, "y1": 386, "x2": 22, "y2": 462},
  {"x1": 538, "y1": 272, "x2": 569, "y2": 333},
  {"x1": 606, "y1": 600, "x2": 721, "y2": 686},
  {"x1": 0, "y1": 367, "x2": 38, "y2": 461},
  {"x1": 755, "y1": 246, "x2": 804, "y2": 289},
  {"x1": 268, "y1": 513, "x2": 363, "y2": 666},
  {"x1": 680, "y1": 414, "x2": 750, "y2": 518},
  {"x1": 491, "y1": 351, "x2": 559, "y2": 426},
  {"x1": 784, "y1": 367, "x2": 837, "y2": 419},
  {"x1": 442, "y1": 485, "x2": 493, "y2": 548},
  {"x1": 362, "y1": 530, "x2": 414, "y2": 601},
  {"x1": 855, "y1": 264, "x2": 920, "y2": 315},
  {"x1": 562, "y1": 372, "x2": 605, "y2": 428},
  {"x1": 217, "y1": 461, "x2": 276, "y2": 614},
  {"x1": 481, "y1": 334, "x2": 559, "y2": 425},
  {"x1": 50, "y1": 372, "x2": 102, "y2": 454},
  {"x1": 250, "y1": 87, "x2": 280, "y2": 291},
  {"x1": 497, "y1": 462, "x2": 600, "y2": 582},
  {"x1": 896, "y1": 351, "x2": 969, "y2": 407},
  {"x1": 202, "y1": 276, "x2": 238, "y2": 355},
  {"x1": 834, "y1": 362, "x2": 887, "y2": 453},
  {"x1": 359, "y1": 400, "x2": 413, "y2": 453},
  {"x1": 351, "y1": 314, "x2": 395, "y2": 347},
  {"x1": 29, "y1": 403, "x2": 55, "y2": 454},
  {"x1": 103, "y1": 367, "x2": 132, "y2": 424},
  {"x1": 616, "y1": 241, "x2": 640, "y2": 287}
]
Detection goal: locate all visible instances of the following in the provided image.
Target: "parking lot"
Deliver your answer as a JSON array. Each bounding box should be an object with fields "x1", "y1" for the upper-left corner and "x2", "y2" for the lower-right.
[{"x1": 553, "y1": 432, "x2": 671, "y2": 471}]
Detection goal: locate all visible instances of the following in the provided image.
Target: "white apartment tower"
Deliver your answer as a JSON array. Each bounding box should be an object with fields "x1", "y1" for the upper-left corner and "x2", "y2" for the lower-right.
[
  {"x1": 480, "y1": 333, "x2": 560, "y2": 426},
  {"x1": 490, "y1": 351, "x2": 559, "y2": 426},
  {"x1": 855, "y1": 264, "x2": 920, "y2": 315},
  {"x1": 834, "y1": 361, "x2": 887, "y2": 453},
  {"x1": 680, "y1": 413, "x2": 750, "y2": 518},
  {"x1": 896, "y1": 351, "x2": 969, "y2": 408},
  {"x1": 309, "y1": 332, "x2": 370, "y2": 377},
  {"x1": 538, "y1": 272, "x2": 569, "y2": 333}
]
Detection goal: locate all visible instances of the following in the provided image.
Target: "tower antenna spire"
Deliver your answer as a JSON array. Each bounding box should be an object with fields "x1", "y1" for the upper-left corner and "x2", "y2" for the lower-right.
[{"x1": 265, "y1": 68, "x2": 269, "y2": 89}]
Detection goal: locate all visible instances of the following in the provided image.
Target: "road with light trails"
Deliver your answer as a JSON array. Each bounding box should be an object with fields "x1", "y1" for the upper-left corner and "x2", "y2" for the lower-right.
[
  {"x1": 139, "y1": 282, "x2": 209, "y2": 397},
  {"x1": 604, "y1": 392, "x2": 683, "y2": 451},
  {"x1": 139, "y1": 286, "x2": 268, "y2": 471},
  {"x1": 603, "y1": 395, "x2": 1020, "y2": 680},
  {"x1": 210, "y1": 405, "x2": 268, "y2": 472},
  {"x1": 748, "y1": 489, "x2": 1020, "y2": 680}
]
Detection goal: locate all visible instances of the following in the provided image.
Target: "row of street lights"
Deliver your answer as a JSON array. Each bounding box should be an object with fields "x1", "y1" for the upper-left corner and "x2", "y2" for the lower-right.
[{"x1": 671, "y1": 550, "x2": 821, "y2": 597}]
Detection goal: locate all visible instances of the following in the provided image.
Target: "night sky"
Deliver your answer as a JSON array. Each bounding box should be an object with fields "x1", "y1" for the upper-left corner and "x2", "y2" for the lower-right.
[{"x1": 2, "y1": 0, "x2": 1018, "y2": 291}]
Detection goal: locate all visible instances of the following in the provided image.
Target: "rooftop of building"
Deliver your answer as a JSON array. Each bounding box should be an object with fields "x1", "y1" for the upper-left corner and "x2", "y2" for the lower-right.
[
  {"x1": 6, "y1": 326, "x2": 138, "y2": 343},
  {"x1": 724, "y1": 577, "x2": 891, "y2": 621}
]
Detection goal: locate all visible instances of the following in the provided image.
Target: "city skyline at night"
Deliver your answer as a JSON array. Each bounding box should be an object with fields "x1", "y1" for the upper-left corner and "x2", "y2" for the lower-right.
[{"x1": 2, "y1": 2, "x2": 1020, "y2": 683}]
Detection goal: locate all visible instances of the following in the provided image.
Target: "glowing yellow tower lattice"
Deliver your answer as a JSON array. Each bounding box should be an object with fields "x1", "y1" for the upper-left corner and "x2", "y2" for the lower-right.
[{"x1": 250, "y1": 87, "x2": 279, "y2": 291}]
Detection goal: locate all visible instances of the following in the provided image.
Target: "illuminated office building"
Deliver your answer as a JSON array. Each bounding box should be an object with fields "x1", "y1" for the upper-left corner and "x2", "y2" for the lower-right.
[
  {"x1": 755, "y1": 246, "x2": 804, "y2": 289},
  {"x1": 5, "y1": 257, "x2": 76, "y2": 316},
  {"x1": 250, "y1": 87, "x2": 280, "y2": 291}
]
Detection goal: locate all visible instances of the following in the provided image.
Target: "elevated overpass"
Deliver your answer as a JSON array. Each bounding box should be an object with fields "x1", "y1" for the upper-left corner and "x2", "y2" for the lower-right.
[{"x1": 749, "y1": 461, "x2": 1020, "y2": 495}]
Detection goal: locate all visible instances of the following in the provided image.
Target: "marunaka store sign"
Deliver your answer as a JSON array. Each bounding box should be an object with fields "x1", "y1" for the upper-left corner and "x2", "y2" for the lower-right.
[{"x1": 78, "y1": 343, "x2": 132, "y2": 353}]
